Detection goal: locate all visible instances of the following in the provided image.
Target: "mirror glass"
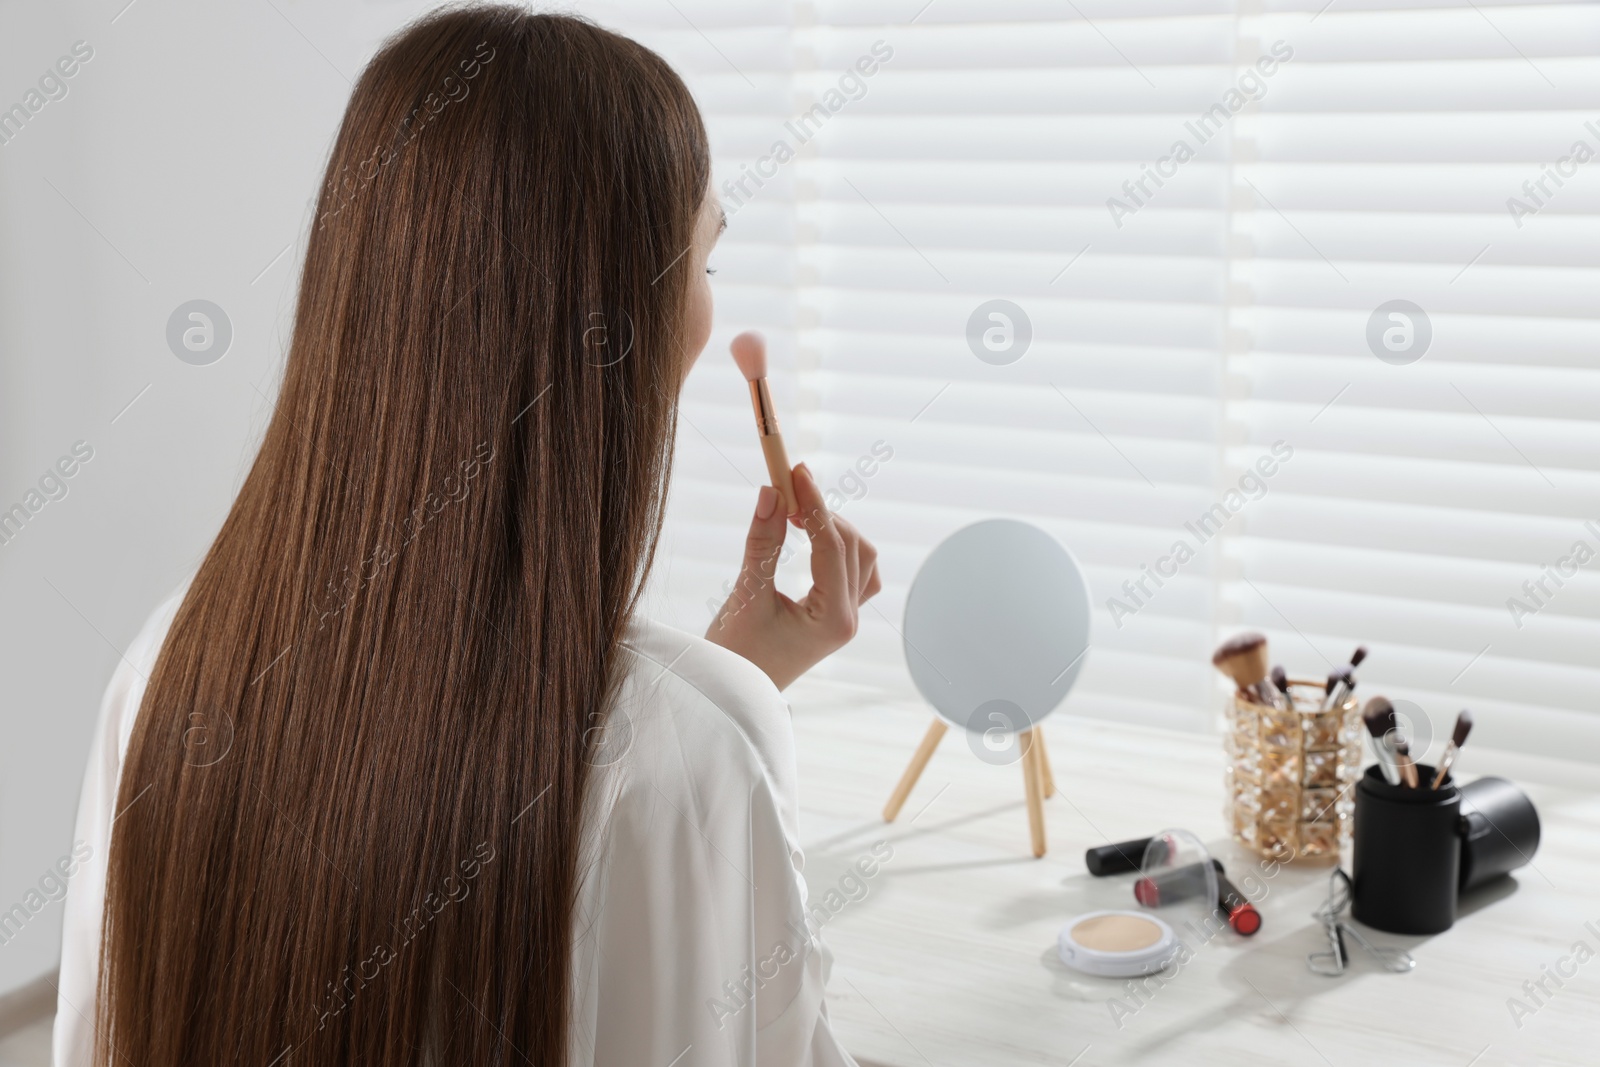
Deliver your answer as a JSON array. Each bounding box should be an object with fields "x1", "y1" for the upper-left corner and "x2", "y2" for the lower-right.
[{"x1": 902, "y1": 519, "x2": 1092, "y2": 736}]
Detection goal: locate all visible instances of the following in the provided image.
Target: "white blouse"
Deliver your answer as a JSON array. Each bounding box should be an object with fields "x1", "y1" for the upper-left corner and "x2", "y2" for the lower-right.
[{"x1": 54, "y1": 587, "x2": 857, "y2": 1067}]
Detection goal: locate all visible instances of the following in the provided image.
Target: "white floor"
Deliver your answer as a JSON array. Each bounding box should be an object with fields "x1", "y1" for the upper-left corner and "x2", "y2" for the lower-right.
[{"x1": 0, "y1": 1016, "x2": 50, "y2": 1067}]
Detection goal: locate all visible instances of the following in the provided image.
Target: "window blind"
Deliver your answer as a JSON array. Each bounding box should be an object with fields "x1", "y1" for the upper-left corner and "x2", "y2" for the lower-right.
[
  {"x1": 592, "y1": 0, "x2": 1600, "y2": 762},
  {"x1": 1231, "y1": 0, "x2": 1600, "y2": 762}
]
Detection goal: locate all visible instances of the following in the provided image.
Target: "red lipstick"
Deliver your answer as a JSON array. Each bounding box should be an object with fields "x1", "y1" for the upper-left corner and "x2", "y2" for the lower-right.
[{"x1": 1132, "y1": 859, "x2": 1261, "y2": 936}]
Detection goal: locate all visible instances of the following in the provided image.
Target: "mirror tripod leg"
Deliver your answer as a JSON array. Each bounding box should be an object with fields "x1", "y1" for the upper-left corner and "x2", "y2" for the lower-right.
[
  {"x1": 1035, "y1": 725, "x2": 1055, "y2": 798},
  {"x1": 1020, "y1": 729, "x2": 1047, "y2": 857},
  {"x1": 882, "y1": 718, "x2": 948, "y2": 822}
]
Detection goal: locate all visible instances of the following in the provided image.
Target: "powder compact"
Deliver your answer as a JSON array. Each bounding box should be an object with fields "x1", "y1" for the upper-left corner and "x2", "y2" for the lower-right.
[
  {"x1": 1057, "y1": 910, "x2": 1179, "y2": 977},
  {"x1": 1058, "y1": 827, "x2": 1217, "y2": 978}
]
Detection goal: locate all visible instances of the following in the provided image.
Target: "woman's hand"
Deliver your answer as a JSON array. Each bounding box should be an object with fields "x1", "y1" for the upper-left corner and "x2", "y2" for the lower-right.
[{"x1": 706, "y1": 464, "x2": 881, "y2": 691}]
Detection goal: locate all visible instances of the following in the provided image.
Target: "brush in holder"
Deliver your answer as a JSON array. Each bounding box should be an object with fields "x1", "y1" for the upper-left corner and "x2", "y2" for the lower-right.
[
  {"x1": 1225, "y1": 679, "x2": 1362, "y2": 861},
  {"x1": 1352, "y1": 764, "x2": 1460, "y2": 935}
]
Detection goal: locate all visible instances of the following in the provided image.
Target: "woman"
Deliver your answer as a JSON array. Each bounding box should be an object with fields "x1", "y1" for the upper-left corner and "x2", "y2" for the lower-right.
[{"x1": 53, "y1": 7, "x2": 878, "y2": 1066}]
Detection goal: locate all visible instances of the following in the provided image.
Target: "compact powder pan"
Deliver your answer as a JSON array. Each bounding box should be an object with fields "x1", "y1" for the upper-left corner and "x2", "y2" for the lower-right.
[{"x1": 1057, "y1": 910, "x2": 1179, "y2": 977}]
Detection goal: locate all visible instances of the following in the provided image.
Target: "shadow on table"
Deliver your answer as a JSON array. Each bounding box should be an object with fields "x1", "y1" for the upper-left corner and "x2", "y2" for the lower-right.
[
  {"x1": 805, "y1": 798, "x2": 1029, "y2": 854},
  {"x1": 1458, "y1": 872, "x2": 1520, "y2": 917},
  {"x1": 802, "y1": 803, "x2": 1046, "y2": 896}
]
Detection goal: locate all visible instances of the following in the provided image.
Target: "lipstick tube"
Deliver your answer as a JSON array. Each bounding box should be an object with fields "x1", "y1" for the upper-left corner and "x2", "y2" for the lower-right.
[
  {"x1": 1085, "y1": 834, "x2": 1172, "y2": 878},
  {"x1": 1132, "y1": 858, "x2": 1261, "y2": 936}
]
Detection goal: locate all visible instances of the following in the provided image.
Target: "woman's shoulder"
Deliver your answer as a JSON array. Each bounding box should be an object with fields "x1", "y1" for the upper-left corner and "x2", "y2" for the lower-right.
[
  {"x1": 606, "y1": 615, "x2": 802, "y2": 838},
  {"x1": 104, "y1": 581, "x2": 192, "y2": 758},
  {"x1": 618, "y1": 615, "x2": 787, "y2": 732}
]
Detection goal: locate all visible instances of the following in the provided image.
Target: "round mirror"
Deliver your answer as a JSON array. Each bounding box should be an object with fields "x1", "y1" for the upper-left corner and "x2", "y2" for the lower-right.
[{"x1": 902, "y1": 519, "x2": 1092, "y2": 738}]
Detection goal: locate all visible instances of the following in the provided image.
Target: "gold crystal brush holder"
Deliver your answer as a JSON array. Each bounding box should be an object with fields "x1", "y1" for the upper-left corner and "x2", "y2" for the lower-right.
[{"x1": 1225, "y1": 678, "x2": 1363, "y2": 862}]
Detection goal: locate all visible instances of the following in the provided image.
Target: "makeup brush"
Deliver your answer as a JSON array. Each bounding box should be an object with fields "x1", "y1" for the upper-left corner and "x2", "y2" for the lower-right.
[
  {"x1": 1322, "y1": 665, "x2": 1353, "y2": 711},
  {"x1": 1364, "y1": 696, "x2": 1417, "y2": 788},
  {"x1": 1430, "y1": 710, "x2": 1474, "y2": 790},
  {"x1": 1362, "y1": 697, "x2": 1402, "y2": 786},
  {"x1": 730, "y1": 331, "x2": 798, "y2": 516},
  {"x1": 1211, "y1": 633, "x2": 1278, "y2": 708},
  {"x1": 1393, "y1": 732, "x2": 1418, "y2": 789},
  {"x1": 1270, "y1": 665, "x2": 1292, "y2": 707},
  {"x1": 1322, "y1": 645, "x2": 1368, "y2": 710}
]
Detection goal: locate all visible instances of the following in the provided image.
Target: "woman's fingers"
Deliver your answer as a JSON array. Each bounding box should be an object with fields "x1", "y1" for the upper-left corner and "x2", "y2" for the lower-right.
[
  {"x1": 791, "y1": 464, "x2": 852, "y2": 637},
  {"x1": 847, "y1": 519, "x2": 878, "y2": 604},
  {"x1": 705, "y1": 466, "x2": 880, "y2": 690},
  {"x1": 736, "y1": 484, "x2": 787, "y2": 596},
  {"x1": 862, "y1": 563, "x2": 882, "y2": 602},
  {"x1": 834, "y1": 513, "x2": 863, "y2": 611},
  {"x1": 857, "y1": 539, "x2": 880, "y2": 604}
]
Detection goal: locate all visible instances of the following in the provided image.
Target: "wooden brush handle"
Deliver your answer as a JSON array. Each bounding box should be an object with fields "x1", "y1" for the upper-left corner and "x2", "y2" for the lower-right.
[
  {"x1": 1430, "y1": 744, "x2": 1459, "y2": 789},
  {"x1": 760, "y1": 434, "x2": 798, "y2": 515},
  {"x1": 1396, "y1": 754, "x2": 1419, "y2": 789}
]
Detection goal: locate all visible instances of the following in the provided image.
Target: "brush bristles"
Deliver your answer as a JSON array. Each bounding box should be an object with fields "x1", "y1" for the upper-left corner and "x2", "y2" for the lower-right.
[
  {"x1": 1350, "y1": 645, "x2": 1368, "y2": 668},
  {"x1": 1453, "y1": 710, "x2": 1474, "y2": 748},
  {"x1": 1212, "y1": 632, "x2": 1266, "y2": 667},
  {"x1": 730, "y1": 331, "x2": 767, "y2": 380},
  {"x1": 1362, "y1": 696, "x2": 1395, "y2": 739}
]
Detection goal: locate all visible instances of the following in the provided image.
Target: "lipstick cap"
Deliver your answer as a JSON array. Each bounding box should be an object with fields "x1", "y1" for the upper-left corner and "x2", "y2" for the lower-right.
[{"x1": 1133, "y1": 828, "x2": 1219, "y2": 936}]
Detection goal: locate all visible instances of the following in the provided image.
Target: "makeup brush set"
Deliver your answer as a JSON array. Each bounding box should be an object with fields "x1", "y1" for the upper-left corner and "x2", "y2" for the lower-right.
[
  {"x1": 1359, "y1": 698, "x2": 1470, "y2": 791},
  {"x1": 1348, "y1": 697, "x2": 1540, "y2": 936},
  {"x1": 1213, "y1": 632, "x2": 1543, "y2": 945},
  {"x1": 1212, "y1": 632, "x2": 1367, "y2": 715},
  {"x1": 1214, "y1": 633, "x2": 1366, "y2": 862}
]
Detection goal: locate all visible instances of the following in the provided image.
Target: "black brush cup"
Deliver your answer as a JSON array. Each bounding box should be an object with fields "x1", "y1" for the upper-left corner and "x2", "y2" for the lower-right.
[{"x1": 1352, "y1": 764, "x2": 1460, "y2": 935}]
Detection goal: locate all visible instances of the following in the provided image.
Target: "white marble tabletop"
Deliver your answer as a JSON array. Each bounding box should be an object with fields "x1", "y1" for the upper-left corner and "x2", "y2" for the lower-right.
[{"x1": 788, "y1": 680, "x2": 1600, "y2": 1067}]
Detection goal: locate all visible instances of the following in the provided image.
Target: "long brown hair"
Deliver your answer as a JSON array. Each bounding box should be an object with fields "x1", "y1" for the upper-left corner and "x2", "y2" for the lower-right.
[{"x1": 99, "y1": 7, "x2": 708, "y2": 1064}]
